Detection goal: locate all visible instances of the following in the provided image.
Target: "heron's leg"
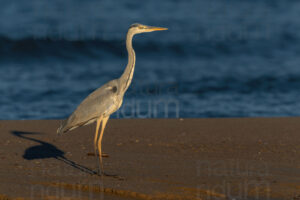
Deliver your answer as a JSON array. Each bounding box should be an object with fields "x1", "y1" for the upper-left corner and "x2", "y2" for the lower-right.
[
  {"x1": 97, "y1": 116, "x2": 109, "y2": 175},
  {"x1": 94, "y1": 116, "x2": 102, "y2": 174},
  {"x1": 94, "y1": 116, "x2": 103, "y2": 154}
]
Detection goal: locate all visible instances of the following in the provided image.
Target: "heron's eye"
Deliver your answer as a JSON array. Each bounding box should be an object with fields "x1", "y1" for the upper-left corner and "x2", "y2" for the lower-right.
[{"x1": 112, "y1": 86, "x2": 117, "y2": 93}]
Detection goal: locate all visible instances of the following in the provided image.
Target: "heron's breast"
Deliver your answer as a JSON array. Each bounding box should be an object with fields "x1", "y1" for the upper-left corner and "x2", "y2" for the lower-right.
[
  {"x1": 103, "y1": 95, "x2": 123, "y2": 116},
  {"x1": 114, "y1": 96, "x2": 124, "y2": 112}
]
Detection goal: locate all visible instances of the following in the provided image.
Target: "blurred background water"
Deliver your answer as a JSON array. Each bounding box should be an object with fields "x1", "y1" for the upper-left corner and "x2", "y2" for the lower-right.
[{"x1": 1, "y1": 0, "x2": 300, "y2": 119}]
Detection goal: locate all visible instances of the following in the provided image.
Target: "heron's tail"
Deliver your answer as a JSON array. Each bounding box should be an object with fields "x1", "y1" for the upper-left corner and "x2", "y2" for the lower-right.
[{"x1": 57, "y1": 119, "x2": 67, "y2": 135}]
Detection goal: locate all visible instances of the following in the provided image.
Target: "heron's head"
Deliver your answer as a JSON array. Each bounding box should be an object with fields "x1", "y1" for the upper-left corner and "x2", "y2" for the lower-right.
[{"x1": 129, "y1": 23, "x2": 168, "y2": 34}]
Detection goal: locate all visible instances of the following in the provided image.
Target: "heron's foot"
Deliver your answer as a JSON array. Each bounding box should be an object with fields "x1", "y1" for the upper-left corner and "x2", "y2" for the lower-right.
[
  {"x1": 102, "y1": 153, "x2": 109, "y2": 158},
  {"x1": 87, "y1": 152, "x2": 109, "y2": 157}
]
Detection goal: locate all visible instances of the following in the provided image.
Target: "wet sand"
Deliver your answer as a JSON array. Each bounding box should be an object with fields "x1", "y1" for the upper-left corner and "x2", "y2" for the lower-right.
[{"x1": 0, "y1": 118, "x2": 299, "y2": 200}]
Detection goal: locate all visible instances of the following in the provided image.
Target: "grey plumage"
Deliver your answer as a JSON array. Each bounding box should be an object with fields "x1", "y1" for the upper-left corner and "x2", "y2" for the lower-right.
[
  {"x1": 57, "y1": 80, "x2": 121, "y2": 134},
  {"x1": 57, "y1": 23, "x2": 167, "y2": 176}
]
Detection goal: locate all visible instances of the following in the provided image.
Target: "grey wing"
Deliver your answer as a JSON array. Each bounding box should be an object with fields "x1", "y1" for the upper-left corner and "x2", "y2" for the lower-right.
[{"x1": 57, "y1": 81, "x2": 119, "y2": 134}]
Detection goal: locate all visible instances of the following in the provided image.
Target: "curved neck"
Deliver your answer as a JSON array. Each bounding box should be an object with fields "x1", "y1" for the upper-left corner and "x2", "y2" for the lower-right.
[{"x1": 120, "y1": 30, "x2": 136, "y2": 93}]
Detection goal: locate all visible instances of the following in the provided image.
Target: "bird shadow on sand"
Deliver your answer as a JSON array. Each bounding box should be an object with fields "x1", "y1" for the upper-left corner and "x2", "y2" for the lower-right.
[{"x1": 11, "y1": 131, "x2": 97, "y2": 175}]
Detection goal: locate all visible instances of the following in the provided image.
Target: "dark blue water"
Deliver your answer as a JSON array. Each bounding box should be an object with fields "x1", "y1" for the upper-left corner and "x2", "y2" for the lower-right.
[{"x1": 1, "y1": 0, "x2": 300, "y2": 119}]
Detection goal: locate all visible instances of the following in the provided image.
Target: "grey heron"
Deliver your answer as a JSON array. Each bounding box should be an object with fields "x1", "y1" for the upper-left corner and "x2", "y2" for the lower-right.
[{"x1": 57, "y1": 23, "x2": 167, "y2": 176}]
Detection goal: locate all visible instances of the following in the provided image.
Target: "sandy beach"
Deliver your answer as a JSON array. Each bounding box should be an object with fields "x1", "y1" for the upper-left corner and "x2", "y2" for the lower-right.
[{"x1": 0, "y1": 118, "x2": 299, "y2": 200}]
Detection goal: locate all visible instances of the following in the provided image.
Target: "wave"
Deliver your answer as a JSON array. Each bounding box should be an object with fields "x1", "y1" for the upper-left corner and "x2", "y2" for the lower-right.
[
  {"x1": 0, "y1": 36, "x2": 180, "y2": 61},
  {"x1": 179, "y1": 74, "x2": 300, "y2": 95},
  {"x1": 0, "y1": 36, "x2": 124, "y2": 61},
  {"x1": 0, "y1": 30, "x2": 298, "y2": 61}
]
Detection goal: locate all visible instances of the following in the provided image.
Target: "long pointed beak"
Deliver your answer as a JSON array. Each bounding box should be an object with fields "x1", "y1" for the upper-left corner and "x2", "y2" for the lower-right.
[{"x1": 148, "y1": 26, "x2": 168, "y2": 31}]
